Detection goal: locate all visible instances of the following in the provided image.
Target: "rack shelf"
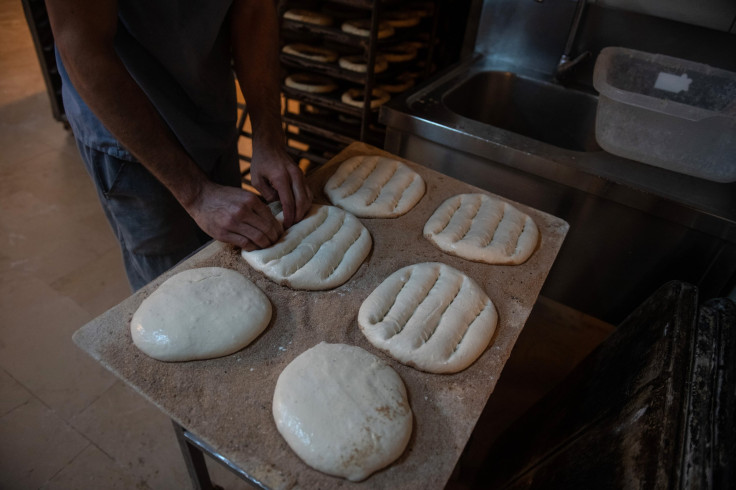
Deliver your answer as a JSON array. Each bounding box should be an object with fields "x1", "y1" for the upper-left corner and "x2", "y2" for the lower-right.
[{"x1": 278, "y1": 0, "x2": 440, "y2": 168}]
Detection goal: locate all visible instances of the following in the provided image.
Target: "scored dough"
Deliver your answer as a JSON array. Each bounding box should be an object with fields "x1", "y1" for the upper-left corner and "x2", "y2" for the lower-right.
[
  {"x1": 241, "y1": 204, "x2": 372, "y2": 290},
  {"x1": 424, "y1": 193, "x2": 539, "y2": 265},
  {"x1": 359, "y1": 262, "x2": 498, "y2": 374},
  {"x1": 324, "y1": 154, "x2": 426, "y2": 218},
  {"x1": 273, "y1": 342, "x2": 413, "y2": 481},
  {"x1": 130, "y1": 267, "x2": 271, "y2": 362}
]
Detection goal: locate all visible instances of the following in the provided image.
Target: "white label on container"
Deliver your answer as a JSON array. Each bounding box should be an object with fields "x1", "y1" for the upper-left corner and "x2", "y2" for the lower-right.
[{"x1": 654, "y1": 72, "x2": 692, "y2": 93}]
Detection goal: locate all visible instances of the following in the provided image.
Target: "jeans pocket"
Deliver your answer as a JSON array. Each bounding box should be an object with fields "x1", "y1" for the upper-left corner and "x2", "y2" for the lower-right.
[{"x1": 87, "y1": 150, "x2": 128, "y2": 199}]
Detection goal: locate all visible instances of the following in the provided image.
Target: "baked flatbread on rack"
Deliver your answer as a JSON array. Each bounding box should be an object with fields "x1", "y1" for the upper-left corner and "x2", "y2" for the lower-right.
[
  {"x1": 284, "y1": 73, "x2": 338, "y2": 93},
  {"x1": 341, "y1": 19, "x2": 394, "y2": 39},
  {"x1": 282, "y1": 43, "x2": 338, "y2": 63},
  {"x1": 380, "y1": 43, "x2": 419, "y2": 63},
  {"x1": 383, "y1": 10, "x2": 422, "y2": 28},
  {"x1": 339, "y1": 55, "x2": 388, "y2": 73},
  {"x1": 424, "y1": 193, "x2": 539, "y2": 265},
  {"x1": 341, "y1": 87, "x2": 390, "y2": 108},
  {"x1": 283, "y1": 9, "x2": 333, "y2": 26}
]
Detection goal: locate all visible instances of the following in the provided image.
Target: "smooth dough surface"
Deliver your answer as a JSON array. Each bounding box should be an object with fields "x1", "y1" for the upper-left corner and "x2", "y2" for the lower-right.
[
  {"x1": 241, "y1": 204, "x2": 371, "y2": 290},
  {"x1": 424, "y1": 193, "x2": 539, "y2": 265},
  {"x1": 130, "y1": 267, "x2": 271, "y2": 362},
  {"x1": 324, "y1": 155, "x2": 426, "y2": 218},
  {"x1": 359, "y1": 262, "x2": 497, "y2": 373},
  {"x1": 273, "y1": 342, "x2": 412, "y2": 481}
]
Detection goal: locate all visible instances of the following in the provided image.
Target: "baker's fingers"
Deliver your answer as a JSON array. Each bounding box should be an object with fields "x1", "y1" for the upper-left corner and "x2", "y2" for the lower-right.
[
  {"x1": 275, "y1": 172, "x2": 297, "y2": 229},
  {"x1": 255, "y1": 179, "x2": 278, "y2": 203},
  {"x1": 209, "y1": 190, "x2": 279, "y2": 245},
  {"x1": 234, "y1": 207, "x2": 282, "y2": 246},
  {"x1": 223, "y1": 218, "x2": 277, "y2": 249},
  {"x1": 252, "y1": 199, "x2": 284, "y2": 238},
  {"x1": 291, "y1": 168, "x2": 313, "y2": 223},
  {"x1": 276, "y1": 164, "x2": 313, "y2": 229},
  {"x1": 221, "y1": 231, "x2": 258, "y2": 252},
  {"x1": 249, "y1": 164, "x2": 279, "y2": 203}
]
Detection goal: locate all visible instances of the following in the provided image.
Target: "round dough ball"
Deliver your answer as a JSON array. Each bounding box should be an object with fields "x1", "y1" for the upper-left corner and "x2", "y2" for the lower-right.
[
  {"x1": 130, "y1": 267, "x2": 271, "y2": 362},
  {"x1": 359, "y1": 262, "x2": 498, "y2": 373},
  {"x1": 273, "y1": 342, "x2": 413, "y2": 481},
  {"x1": 241, "y1": 204, "x2": 372, "y2": 290},
  {"x1": 324, "y1": 154, "x2": 425, "y2": 218},
  {"x1": 424, "y1": 193, "x2": 539, "y2": 265}
]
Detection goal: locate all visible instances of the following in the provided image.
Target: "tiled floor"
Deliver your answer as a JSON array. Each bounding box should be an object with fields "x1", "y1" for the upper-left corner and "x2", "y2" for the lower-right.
[
  {"x1": 0, "y1": 2, "x2": 614, "y2": 489},
  {"x1": 0, "y1": 2, "x2": 251, "y2": 488}
]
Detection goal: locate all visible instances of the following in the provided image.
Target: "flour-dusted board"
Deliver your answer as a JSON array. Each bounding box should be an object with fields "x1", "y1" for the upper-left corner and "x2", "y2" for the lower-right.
[{"x1": 73, "y1": 142, "x2": 569, "y2": 489}]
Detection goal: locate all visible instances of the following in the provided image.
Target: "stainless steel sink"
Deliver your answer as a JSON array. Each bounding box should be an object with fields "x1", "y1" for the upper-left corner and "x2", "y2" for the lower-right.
[
  {"x1": 380, "y1": 56, "x2": 736, "y2": 323},
  {"x1": 442, "y1": 71, "x2": 601, "y2": 152}
]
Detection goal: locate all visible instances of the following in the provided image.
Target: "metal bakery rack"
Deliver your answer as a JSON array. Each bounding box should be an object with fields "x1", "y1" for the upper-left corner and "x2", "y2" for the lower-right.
[{"x1": 275, "y1": 0, "x2": 441, "y2": 172}]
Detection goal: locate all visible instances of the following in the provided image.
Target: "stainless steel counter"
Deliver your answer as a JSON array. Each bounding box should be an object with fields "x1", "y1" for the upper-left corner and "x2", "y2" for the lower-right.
[{"x1": 380, "y1": 56, "x2": 736, "y2": 323}]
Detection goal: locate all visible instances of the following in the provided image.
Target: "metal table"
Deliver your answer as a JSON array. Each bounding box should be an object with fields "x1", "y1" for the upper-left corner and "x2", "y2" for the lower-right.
[{"x1": 73, "y1": 142, "x2": 568, "y2": 489}]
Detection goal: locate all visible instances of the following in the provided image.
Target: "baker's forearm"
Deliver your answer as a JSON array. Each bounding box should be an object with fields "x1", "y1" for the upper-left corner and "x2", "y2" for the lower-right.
[
  {"x1": 230, "y1": 0, "x2": 285, "y2": 156},
  {"x1": 56, "y1": 42, "x2": 206, "y2": 207},
  {"x1": 56, "y1": 44, "x2": 281, "y2": 246},
  {"x1": 47, "y1": 0, "x2": 284, "y2": 250}
]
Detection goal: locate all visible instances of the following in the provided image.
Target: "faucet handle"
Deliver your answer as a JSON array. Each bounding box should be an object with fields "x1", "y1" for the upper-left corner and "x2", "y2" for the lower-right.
[{"x1": 557, "y1": 50, "x2": 591, "y2": 79}]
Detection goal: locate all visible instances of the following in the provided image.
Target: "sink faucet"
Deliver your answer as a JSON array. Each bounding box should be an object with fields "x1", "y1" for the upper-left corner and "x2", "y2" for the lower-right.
[{"x1": 555, "y1": 0, "x2": 591, "y2": 80}]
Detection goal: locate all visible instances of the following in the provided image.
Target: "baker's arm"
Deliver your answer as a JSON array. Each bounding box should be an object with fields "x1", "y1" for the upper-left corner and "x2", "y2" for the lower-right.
[
  {"x1": 46, "y1": 0, "x2": 282, "y2": 250},
  {"x1": 230, "y1": 0, "x2": 313, "y2": 229}
]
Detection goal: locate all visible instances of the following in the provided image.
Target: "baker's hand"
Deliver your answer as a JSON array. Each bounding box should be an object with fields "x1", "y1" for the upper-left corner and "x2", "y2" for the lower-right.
[
  {"x1": 249, "y1": 147, "x2": 312, "y2": 229},
  {"x1": 186, "y1": 181, "x2": 283, "y2": 251}
]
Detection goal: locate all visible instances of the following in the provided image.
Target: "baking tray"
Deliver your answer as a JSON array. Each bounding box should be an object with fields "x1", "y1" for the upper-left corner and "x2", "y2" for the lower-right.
[{"x1": 73, "y1": 142, "x2": 569, "y2": 489}]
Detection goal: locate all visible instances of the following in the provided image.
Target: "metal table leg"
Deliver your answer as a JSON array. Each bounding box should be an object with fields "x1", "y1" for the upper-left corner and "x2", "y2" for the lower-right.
[
  {"x1": 172, "y1": 421, "x2": 267, "y2": 490},
  {"x1": 172, "y1": 421, "x2": 217, "y2": 490}
]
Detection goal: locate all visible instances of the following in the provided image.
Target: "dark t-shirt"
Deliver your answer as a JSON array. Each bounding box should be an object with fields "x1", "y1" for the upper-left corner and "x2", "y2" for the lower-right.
[{"x1": 58, "y1": 0, "x2": 238, "y2": 173}]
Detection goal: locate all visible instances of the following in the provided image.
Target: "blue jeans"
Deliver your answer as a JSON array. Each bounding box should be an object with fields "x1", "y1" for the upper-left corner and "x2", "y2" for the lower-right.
[{"x1": 76, "y1": 140, "x2": 241, "y2": 291}]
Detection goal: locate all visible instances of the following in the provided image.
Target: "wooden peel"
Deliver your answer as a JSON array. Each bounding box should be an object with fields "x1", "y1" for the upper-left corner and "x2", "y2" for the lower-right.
[{"x1": 72, "y1": 142, "x2": 569, "y2": 489}]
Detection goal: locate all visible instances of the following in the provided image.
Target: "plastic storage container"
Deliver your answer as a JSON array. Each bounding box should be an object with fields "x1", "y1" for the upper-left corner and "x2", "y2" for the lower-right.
[{"x1": 593, "y1": 47, "x2": 736, "y2": 183}]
